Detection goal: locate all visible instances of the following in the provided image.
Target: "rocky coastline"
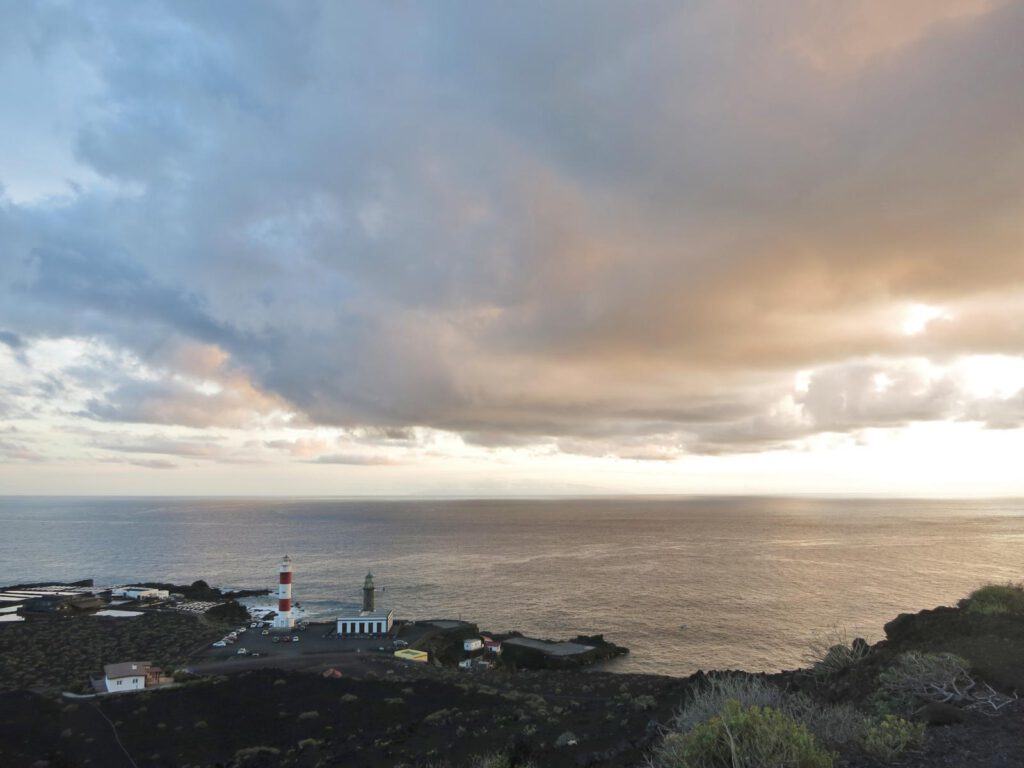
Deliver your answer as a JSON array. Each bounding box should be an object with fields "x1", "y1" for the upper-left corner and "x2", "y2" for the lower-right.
[
  {"x1": 1, "y1": 581, "x2": 1022, "y2": 767},
  {"x1": 139, "y1": 579, "x2": 272, "y2": 601}
]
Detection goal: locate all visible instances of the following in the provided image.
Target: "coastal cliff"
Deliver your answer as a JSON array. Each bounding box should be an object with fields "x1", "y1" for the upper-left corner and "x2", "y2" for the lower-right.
[{"x1": 1, "y1": 584, "x2": 1022, "y2": 767}]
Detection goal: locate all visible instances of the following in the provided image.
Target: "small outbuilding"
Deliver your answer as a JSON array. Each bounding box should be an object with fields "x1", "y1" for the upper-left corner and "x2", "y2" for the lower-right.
[
  {"x1": 463, "y1": 638, "x2": 484, "y2": 652},
  {"x1": 22, "y1": 596, "x2": 70, "y2": 613},
  {"x1": 103, "y1": 661, "x2": 162, "y2": 692}
]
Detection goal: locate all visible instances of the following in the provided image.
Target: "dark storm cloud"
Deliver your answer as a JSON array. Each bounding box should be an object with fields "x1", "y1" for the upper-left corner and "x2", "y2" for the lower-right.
[
  {"x1": 83, "y1": 374, "x2": 283, "y2": 429},
  {"x1": 23, "y1": 246, "x2": 235, "y2": 346},
  {"x1": 1, "y1": 1, "x2": 1022, "y2": 455}
]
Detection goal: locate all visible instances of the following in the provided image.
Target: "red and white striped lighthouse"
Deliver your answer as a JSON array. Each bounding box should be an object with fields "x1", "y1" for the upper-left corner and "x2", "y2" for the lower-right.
[{"x1": 273, "y1": 554, "x2": 294, "y2": 629}]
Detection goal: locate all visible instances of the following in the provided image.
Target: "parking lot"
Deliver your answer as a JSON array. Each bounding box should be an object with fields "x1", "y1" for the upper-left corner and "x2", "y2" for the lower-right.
[{"x1": 194, "y1": 621, "x2": 405, "y2": 665}]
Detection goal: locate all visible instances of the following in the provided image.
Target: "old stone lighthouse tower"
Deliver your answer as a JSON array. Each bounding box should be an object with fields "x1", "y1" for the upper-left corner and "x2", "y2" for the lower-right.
[{"x1": 362, "y1": 571, "x2": 375, "y2": 612}]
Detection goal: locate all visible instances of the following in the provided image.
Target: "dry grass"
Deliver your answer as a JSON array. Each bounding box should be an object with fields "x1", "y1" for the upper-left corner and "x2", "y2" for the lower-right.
[{"x1": 670, "y1": 673, "x2": 867, "y2": 750}]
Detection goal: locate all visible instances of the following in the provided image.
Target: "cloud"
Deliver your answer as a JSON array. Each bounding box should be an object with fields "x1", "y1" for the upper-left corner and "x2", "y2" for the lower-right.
[
  {"x1": 797, "y1": 363, "x2": 960, "y2": 431},
  {"x1": 263, "y1": 437, "x2": 333, "y2": 459},
  {"x1": 310, "y1": 454, "x2": 400, "y2": 466},
  {"x1": 84, "y1": 370, "x2": 286, "y2": 429},
  {"x1": 99, "y1": 456, "x2": 178, "y2": 470},
  {"x1": 0, "y1": 0, "x2": 1022, "y2": 471},
  {"x1": 0, "y1": 330, "x2": 23, "y2": 349},
  {"x1": 0, "y1": 438, "x2": 46, "y2": 462},
  {"x1": 92, "y1": 436, "x2": 227, "y2": 460}
]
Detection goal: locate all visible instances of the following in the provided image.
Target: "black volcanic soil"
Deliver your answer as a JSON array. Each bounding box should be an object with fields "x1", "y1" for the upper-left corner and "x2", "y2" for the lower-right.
[
  {"x1": 0, "y1": 611, "x2": 234, "y2": 694},
  {"x1": 0, "y1": 661, "x2": 688, "y2": 768}
]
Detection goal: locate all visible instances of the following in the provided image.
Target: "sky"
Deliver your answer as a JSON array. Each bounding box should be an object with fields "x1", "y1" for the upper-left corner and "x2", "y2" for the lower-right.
[{"x1": 0, "y1": 0, "x2": 1023, "y2": 497}]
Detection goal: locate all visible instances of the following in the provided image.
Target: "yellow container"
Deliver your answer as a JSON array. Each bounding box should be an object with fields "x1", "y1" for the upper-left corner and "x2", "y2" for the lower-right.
[{"x1": 394, "y1": 648, "x2": 429, "y2": 663}]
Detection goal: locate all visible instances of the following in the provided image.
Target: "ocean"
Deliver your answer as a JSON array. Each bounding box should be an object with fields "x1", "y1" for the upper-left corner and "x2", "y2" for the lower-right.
[{"x1": 1, "y1": 496, "x2": 1022, "y2": 677}]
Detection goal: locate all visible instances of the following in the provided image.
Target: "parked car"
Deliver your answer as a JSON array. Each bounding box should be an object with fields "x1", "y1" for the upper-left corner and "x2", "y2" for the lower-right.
[
  {"x1": 261, "y1": 629, "x2": 269, "y2": 636},
  {"x1": 250, "y1": 622, "x2": 258, "y2": 628},
  {"x1": 272, "y1": 636, "x2": 280, "y2": 643},
  {"x1": 393, "y1": 639, "x2": 409, "y2": 648},
  {"x1": 212, "y1": 640, "x2": 227, "y2": 648},
  {"x1": 292, "y1": 635, "x2": 300, "y2": 643},
  {"x1": 250, "y1": 652, "x2": 261, "y2": 658},
  {"x1": 237, "y1": 647, "x2": 248, "y2": 655}
]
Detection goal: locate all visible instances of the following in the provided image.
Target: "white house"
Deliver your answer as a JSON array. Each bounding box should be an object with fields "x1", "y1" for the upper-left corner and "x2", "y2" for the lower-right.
[
  {"x1": 111, "y1": 587, "x2": 170, "y2": 601},
  {"x1": 337, "y1": 608, "x2": 393, "y2": 637},
  {"x1": 463, "y1": 638, "x2": 484, "y2": 652},
  {"x1": 103, "y1": 661, "x2": 157, "y2": 692}
]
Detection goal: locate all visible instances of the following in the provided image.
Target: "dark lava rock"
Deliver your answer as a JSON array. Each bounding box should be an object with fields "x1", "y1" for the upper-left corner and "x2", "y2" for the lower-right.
[
  {"x1": 884, "y1": 606, "x2": 1024, "y2": 693},
  {"x1": 555, "y1": 731, "x2": 579, "y2": 747},
  {"x1": 140, "y1": 579, "x2": 270, "y2": 601},
  {"x1": 1, "y1": 579, "x2": 93, "y2": 591},
  {"x1": 499, "y1": 633, "x2": 628, "y2": 670},
  {"x1": 410, "y1": 621, "x2": 481, "y2": 665},
  {"x1": 921, "y1": 702, "x2": 966, "y2": 726},
  {"x1": 206, "y1": 600, "x2": 250, "y2": 623}
]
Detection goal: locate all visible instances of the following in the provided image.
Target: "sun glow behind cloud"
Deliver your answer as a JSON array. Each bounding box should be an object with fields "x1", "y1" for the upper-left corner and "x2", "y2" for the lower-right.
[{"x1": 900, "y1": 304, "x2": 952, "y2": 336}]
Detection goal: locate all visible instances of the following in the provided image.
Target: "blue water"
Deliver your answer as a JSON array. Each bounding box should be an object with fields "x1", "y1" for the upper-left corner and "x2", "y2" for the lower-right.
[{"x1": 1, "y1": 496, "x2": 1022, "y2": 676}]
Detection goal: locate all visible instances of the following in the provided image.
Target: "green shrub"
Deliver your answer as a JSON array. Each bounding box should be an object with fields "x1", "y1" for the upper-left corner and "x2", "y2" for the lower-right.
[
  {"x1": 424, "y1": 707, "x2": 459, "y2": 726},
  {"x1": 862, "y1": 715, "x2": 925, "y2": 762},
  {"x1": 672, "y1": 674, "x2": 785, "y2": 734},
  {"x1": 655, "y1": 699, "x2": 834, "y2": 768},
  {"x1": 633, "y1": 694, "x2": 657, "y2": 711},
  {"x1": 785, "y1": 697, "x2": 868, "y2": 749},
  {"x1": 964, "y1": 583, "x2": 1024, "y2": 615},
  {"x1": 805, "y1": 629, "x2": 869, "y2": 680},
  {"x1": 673, "y1": 673, "x2": 865, "y2": 749}
]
